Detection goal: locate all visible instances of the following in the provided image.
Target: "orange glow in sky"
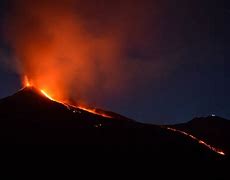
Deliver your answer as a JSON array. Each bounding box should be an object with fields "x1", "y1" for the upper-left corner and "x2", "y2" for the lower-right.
[{"x1": 24, "y1": 76, "x2": 31, "y2": 87}]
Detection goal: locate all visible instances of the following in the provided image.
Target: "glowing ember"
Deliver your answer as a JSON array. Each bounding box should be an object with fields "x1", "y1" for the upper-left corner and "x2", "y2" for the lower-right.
[{"x1": 166, "y1": 127, "x2": 225, "y2": 156}]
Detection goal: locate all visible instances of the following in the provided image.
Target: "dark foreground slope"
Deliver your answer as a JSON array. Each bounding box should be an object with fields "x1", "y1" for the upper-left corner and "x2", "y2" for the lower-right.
[{"x1": 0, "y1": 88, "x2": 227, "y2": 164}]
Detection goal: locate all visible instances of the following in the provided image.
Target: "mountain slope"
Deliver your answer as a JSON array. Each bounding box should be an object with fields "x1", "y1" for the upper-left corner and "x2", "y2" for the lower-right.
[
  {"x1": 173, "y1": 116, "x2": 230, "y2": 155},
  {"x1": 0, "y1": 87, "x2": 225, "y2": 163}
]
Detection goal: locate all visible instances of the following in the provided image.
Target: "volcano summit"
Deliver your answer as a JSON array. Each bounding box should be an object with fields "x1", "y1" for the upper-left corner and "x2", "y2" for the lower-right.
[{"x1": 0, "y1": 86, "x2": 226, "y2": 160}]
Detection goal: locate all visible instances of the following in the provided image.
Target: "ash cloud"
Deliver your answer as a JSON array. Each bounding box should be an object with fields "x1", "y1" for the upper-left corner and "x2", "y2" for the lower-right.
[{"x1": 3, "y1": 0, "x2": 165, "y2": 105}]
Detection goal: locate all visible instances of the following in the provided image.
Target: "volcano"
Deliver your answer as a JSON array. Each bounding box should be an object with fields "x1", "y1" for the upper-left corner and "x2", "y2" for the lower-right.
[{"x1": 0, "y1": 87, "x2": 227, "y2": 163}]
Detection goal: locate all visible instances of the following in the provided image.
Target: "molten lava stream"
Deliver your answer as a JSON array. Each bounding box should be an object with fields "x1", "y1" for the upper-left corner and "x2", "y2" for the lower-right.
[
  {"x1": 40, "y1": 90, "x2": 112, "y2": 118},
  {"x1": 22, "y1": 76, "x2": 113, "y2": 119},
  {"x1": 166, "y1": 127, "x2": 225, "y2": 156},
  {"x1": 40, "y1": 90, "x2": 55, "y2": 101},
  {"x1": 77, "y1": 106, "x2": 112, "y2": 119},
  {"x1": 38, "y1": 89, "x2": 112, "y2": 119}
]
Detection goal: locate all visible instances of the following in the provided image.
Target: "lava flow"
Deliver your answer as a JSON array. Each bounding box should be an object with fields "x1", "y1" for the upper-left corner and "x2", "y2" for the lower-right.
[
  {"x1": 76, "y1": 106, "x2": 112, "y2": 119},
  {"x1": 23, "y1": 76, "x2": 113, "y2": 119},
  {"x1": 41, "y1": 90, "x2": 55, "y2": 101},
  {"x1": 166, "y1": 127, "x2": 225, "y2": 156}
]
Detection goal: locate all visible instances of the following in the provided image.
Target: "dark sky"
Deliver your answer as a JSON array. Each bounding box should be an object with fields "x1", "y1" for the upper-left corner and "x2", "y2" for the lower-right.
[{"x1": 0, "y1": 0, "x2": 229, "y2": 124}]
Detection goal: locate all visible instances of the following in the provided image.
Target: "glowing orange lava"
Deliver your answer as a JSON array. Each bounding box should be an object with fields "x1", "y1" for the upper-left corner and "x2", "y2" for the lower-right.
[
  {"x1": 40, "y1": 89, "x2": 112, "y2": 118},
  {"x1": 39, "y1": 90, "x2": 112, "y2": 118},
  {"x1": 78, "y1": 106, "x2": 112, "y2": 119},
  {"x1": 24, "y1": 76, "x2": 31, "y2": 87},
  {"x1": 40, "y1": 90, "x2": 55, "y2": 101},
  {"x1": 21, "y1": 73, "x2": 114, "y2": 119},
  {"x1": 166, "y1": 127, "x2": 225, "y2": 156},
  {"x1": 23, "y1": 82, "x2": 113, "y2": 119}
]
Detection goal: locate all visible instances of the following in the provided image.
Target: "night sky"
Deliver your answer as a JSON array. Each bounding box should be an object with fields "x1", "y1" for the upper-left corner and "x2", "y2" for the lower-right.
[{"x1": 0, "y1": 0, "x2": 229, "y2": 124}]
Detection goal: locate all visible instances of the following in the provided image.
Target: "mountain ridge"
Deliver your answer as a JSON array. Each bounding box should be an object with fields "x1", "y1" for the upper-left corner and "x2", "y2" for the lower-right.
[
  {"x1": 0, "y1": 87, "x2": 227, "y2": 164},
  {"x1": 173, "y1": 116, "x2": 230, "y2": 155}
]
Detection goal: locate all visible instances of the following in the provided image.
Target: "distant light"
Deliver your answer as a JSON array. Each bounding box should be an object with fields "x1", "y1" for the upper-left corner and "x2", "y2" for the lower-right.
[
  {"x1": 94, "y1": 124, "x2": 103, "y2": 128},
  {"x1": 211, "y1": 114, "x2": 216, "y2": 117}
]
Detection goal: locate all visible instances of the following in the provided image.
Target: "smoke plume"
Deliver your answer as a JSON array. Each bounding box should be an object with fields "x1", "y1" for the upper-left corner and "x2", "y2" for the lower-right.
[{"x1": 4, "y1": 0, "x2": 159, "y2": 105}]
